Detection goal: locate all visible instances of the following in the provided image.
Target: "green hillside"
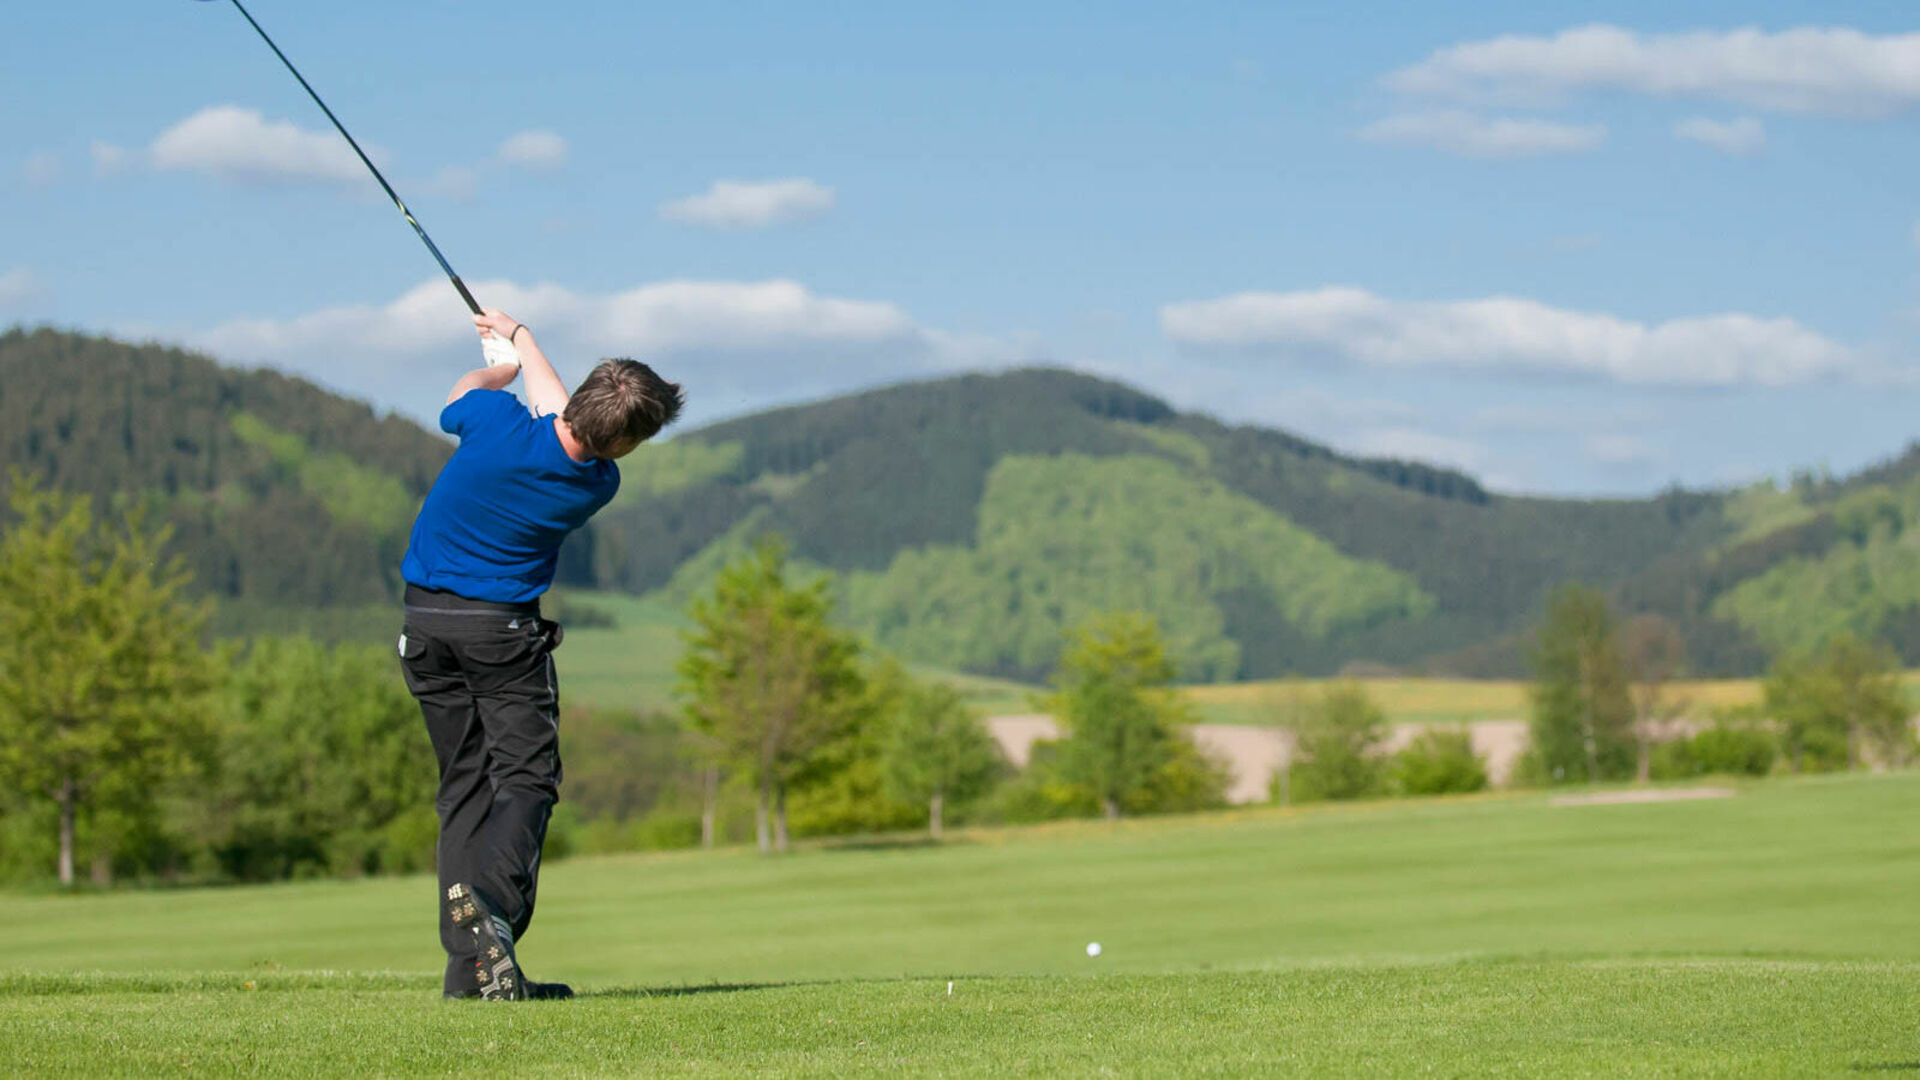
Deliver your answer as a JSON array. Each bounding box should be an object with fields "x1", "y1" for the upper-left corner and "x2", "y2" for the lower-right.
[
  {"x1": 16, "y1": 327, "x2": 1920, "y2": 679},
  {"x1": 591, "y1": 367, "x2": 1742, "y2": 678},
  {"x1": 0, "y1": 328, "x2": 455, "y2": 638}
]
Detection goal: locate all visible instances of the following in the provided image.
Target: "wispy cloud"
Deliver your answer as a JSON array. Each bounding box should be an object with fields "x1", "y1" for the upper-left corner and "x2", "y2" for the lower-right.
[
  {"x1": 0, "y1": 268, "x2": 46, "y2": 307},
  {"x1": 1358, "y1": 109, "x2": 1604, "y2": 157},
  {"x1": 163, "y1": 276, "x2": 1024, "y2": 423},
  {"x1": 21, "y1": 152, "x2": 60, "y2": 188},
  {"x1": 90, "y1": 141, "x2": 130, "y2": 177},
  {"x1": 1387, "y1": 24, "x2": 1920, "y2": 116},
  {"x1": 149, "y1": 105, "x2": 376, "y2": 186},
  {"x1": 660, "y1": 178, "x2": 836, "y2": 229},
  {"x1": 1674, "y1": 116, "x2": 1766, "y2": 155},
  {"x1": 1162, "y1": 286, "x2": 1852, "y2": 387},
  {"x1": 496, "y1": 130, "x2": 568, "y2": 172}
]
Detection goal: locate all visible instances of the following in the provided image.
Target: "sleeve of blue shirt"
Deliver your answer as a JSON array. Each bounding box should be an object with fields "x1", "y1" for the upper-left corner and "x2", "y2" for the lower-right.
[{"x1": 440, "y1": 389, "x2": 523, "y2": 440}]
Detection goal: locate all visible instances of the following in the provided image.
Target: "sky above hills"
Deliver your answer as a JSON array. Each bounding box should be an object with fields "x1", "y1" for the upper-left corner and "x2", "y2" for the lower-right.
[{"x1": 7, "y1": 1, "x2": 1920, "y2": 495}]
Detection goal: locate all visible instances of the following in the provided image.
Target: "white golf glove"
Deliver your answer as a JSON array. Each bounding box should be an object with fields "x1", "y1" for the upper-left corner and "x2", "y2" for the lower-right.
[{"x1": 481, "y1": 332, "x2": 521, "y2": 370}]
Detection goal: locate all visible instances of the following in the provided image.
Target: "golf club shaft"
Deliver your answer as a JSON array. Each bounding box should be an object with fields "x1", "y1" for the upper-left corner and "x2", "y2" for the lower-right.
[{"x1": 220, "y1": 0, "x2": 482, "y2": 315}]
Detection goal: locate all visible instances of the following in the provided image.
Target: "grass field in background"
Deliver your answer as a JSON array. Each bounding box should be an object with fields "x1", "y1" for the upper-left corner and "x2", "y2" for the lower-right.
[
  {"x1": 10, "y1": 773, "x2": 1920, "y2": 1075},
  {"x1": 550, "y1": 589, "x2": 1036, "y2": 716},
  {"x1": 1181, "y1": 675, "x2": 1776, "y2": 727}
]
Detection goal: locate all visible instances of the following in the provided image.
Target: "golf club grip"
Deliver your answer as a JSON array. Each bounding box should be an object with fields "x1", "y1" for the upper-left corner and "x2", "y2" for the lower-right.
[{"x1": 450, "y1": 276, "x2": 482, "y2": 316}]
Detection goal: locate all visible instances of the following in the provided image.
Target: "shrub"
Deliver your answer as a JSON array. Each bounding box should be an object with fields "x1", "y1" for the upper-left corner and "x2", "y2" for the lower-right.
[
  {"x1": 983, "y1": 741, "x2": 1101, "y2": 824},
  {"x1": 1651, "y1": 721, "x2": 1778, "y2": 780},
  {"x1": 1279, "y1": 683, "x2": 1387, "y2": 804},
  {"x1": 1391, "y1": 728, "x2": 1488, "y2": 796}
]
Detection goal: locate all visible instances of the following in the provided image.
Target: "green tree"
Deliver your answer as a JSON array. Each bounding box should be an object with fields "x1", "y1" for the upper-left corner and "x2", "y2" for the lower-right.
[
  {"x1": 678, "y1": 538, "x2": 865, "y2": 852},
  {"x1": 1282, "y1": 683, "x2": 1388, "y2": 803},
  {"x1": 190, "y1": 637, "x2": 435, "y2": 881},
  {"x1": 1763, "y1": 633, "x2": 1909, "y2": 773},
  {"x1": 1045, "y1": 612, "x2": 1197, "y2": 820},
  {"x1": 1391, "y1": 727, "x2": 1488, "y2": 797},
  {"x1": 880, "y1": 672, "x2": 1004, "y2": 838},
  {"x1": 784, "y1": 658, "x2": 924, "y2": 839},
  {"x1": 1529, "y1": 584, "x2": 1634, "y2": 784},
  {"x1": 0, "y1": 475, "x2": 214, "y2": 886}
]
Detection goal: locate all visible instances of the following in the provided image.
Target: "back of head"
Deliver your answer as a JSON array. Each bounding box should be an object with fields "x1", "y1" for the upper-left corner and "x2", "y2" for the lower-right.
[{"x1": 562, "y1": 359, "x2": 684, "y2": 458}]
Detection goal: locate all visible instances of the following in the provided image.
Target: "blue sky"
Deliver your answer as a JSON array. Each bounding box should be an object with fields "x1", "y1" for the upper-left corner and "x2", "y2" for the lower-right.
[{"x1": 7, "y1": 1, "x2": 1920, "y2": 494}]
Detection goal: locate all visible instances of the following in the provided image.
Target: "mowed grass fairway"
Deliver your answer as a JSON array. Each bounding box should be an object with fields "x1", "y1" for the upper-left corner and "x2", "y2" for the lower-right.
[{"x1": 11, "y1": 774, "x2": 1920, "y2": 1076}]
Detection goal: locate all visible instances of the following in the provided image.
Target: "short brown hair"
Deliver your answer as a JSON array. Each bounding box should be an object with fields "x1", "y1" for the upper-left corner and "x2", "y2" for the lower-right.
[{"x1": 562, "y1": 359, "x2": 684, "y2": 456}]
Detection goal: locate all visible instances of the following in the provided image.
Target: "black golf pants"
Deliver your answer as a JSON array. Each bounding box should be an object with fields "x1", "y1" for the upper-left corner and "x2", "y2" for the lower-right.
[{"x1": 397, "y1": 586, "x2": 562, "y2": 995}]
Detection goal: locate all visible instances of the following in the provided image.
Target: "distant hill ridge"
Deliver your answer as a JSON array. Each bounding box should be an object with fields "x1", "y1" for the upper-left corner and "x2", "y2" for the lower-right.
[{"x1": 10, "y1": 327, "x2": 1920, "y2": 677}]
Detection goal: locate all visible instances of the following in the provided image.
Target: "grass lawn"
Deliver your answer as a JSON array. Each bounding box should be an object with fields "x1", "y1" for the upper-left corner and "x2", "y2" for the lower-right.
[{"x1": 9, "y1": 772, "x2": 1920, "y2": 1075}]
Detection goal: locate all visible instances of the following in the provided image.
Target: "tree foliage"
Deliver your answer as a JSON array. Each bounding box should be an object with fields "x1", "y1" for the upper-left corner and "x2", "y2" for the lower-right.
[
  {"x1": 1391, "y1": 728, "x2": 1488, "y2": 797},
  {"x1": 1281, "y1": 683, "x2": 1389, "y2": 803},
  {"x1": 678, "y1": 538, "x2": 866, "y2": 852},
  {"x1": 190, "y1": 638, "x2": 435, "y2": 881},
  {"x1": 879, "y1": 668, "x2": 1005, "y2": 838},
  {"x1": 0, "y1": 473, "x2": 215, "y2": 885},
  {"x1": 1044, "y1": 612, "x2": 1218, "y2": 819},
  {"x1": 1762, "y1": 633, "x2": 1910, "y2": 772},
  {"x1": 0, "y1": 330, "x2": 457, "y2": 634},
  {"x1": 1529, "y1": 584, "x2": 1635, "y2": 784},
  {"x1": 842, "y1": 454, "x2": 1434, "y2": 680}
]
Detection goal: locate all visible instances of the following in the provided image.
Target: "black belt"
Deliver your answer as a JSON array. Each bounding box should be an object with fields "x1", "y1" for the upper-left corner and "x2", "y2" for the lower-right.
[{"x1": 403, "y1": 584, "x2": 541, "y2": 618}]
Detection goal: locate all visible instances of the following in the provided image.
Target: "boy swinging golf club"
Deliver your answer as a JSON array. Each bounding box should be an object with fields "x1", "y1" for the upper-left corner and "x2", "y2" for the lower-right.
[
  {"x1": 195, "y1": 0, "x2": 682, "y2": 1000},
  {"x1": 398, "y1": 312, "x2": 682, "y2": 1000}
]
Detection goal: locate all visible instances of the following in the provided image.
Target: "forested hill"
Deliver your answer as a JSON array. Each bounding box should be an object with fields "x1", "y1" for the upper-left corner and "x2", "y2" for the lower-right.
[
  {"x1": 0, "y1": 328, "x2": 453, "y2": 635},
  {"x1": 12, "y1": 327, "x2": 1920, "y2": 678},
  {"x1": 587, "y1": 367, "x2": 1743, "y2": 679}
]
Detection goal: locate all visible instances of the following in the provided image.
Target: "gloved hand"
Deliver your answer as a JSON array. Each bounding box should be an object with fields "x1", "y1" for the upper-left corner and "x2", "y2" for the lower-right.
[{"x1": 480, "y1": 333, "x2": 520, "y2": 370}]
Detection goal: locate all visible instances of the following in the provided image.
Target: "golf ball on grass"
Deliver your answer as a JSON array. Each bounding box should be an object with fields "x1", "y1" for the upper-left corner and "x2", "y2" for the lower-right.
[{"x1": 1086, "y1": 942, "x2": 1102, "y2": 957}]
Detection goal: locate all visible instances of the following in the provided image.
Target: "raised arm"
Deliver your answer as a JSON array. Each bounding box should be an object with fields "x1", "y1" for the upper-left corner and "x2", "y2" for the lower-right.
[
  {"x1": 475, "y1": 309, "x2": 570, "y2": 418},
  {"x1": 444, "y1": 360, "x2": 520, "y2": 407}
]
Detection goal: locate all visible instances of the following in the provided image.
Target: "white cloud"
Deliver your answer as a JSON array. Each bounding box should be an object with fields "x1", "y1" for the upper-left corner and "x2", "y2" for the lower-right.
[
  {"x1": 1358, "y1": 110, "x2": 1605, "y2": 157},
  {"x1": 496, "y1": 130, "x2": 568, "y2": 172},
  {"x1": 1387, "y1": 24, "x2": 1920, "y2": 116},
  {"x1": 1674, "y1": 116, "x2": 1766, "y2": 154},
  {"x1": 0, "y1": 268, "x2": 45, "y2": 307},
  {"x1": 91, "y1": 141, "x2": 130, "y2": 177},
  {"x1": 168, "y1": 276, "x2": 1023, "y2": 424},
  {"x1": 660, "y1": 178, "x2": 836, "y2": 229},
  {"x1": 197, "y1": 277, "x2": 921, "y2": 359},
  {"x1": 1161, "y1": 286, "x2": 1852, "y2": 387},
  {"x1": 21, "y1": 152, "x2": 60, "y2": 188},
  {"x1": 149, "y1": 105, "x2": 375, "y2": 186}
]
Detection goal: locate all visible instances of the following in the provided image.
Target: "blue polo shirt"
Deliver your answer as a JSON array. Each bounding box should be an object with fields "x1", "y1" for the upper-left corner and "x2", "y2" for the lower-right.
[{"x1": 401, "y1": 389, "x2": 620, "y2": 603}]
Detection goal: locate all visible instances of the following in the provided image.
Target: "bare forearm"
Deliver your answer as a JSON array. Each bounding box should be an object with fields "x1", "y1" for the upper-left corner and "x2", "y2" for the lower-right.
[
  {"x1": 513, "y1": 328, "x2": 571, "y2": 418},
  {"x1": 445, "y1": 364, "x2": 518, "y2": 406}
]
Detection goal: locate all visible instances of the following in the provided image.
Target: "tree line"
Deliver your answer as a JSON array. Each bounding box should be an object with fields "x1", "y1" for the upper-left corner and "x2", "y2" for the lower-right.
[
  {"x1": 4, "y1": 464, "x2": 1911, "y2": 888},
  {"x1": 0, "y1": 479, "x2": 1230, "y2": 885}
]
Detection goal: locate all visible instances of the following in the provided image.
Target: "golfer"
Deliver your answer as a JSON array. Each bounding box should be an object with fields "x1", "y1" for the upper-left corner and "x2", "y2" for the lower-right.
[{"x1": 397, "y1": 310, "x2": 681, "y2": 1000}]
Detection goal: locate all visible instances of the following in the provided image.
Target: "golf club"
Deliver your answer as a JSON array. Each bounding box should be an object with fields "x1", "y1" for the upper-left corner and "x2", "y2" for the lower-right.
[{"x1": 196, "y1": 0, "x2": 482, "y2": 315}]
